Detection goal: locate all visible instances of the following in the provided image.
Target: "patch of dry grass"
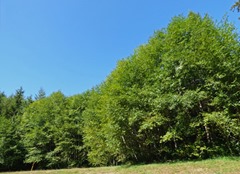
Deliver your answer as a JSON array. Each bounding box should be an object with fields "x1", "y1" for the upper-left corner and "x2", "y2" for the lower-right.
[{"x1": 1, "y1": 157, "x2": 240, "y2": 174}]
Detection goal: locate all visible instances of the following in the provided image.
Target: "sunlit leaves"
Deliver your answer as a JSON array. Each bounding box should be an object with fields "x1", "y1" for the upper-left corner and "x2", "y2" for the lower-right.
[{"x1": 82, "y1": 12, "x2": 240, "y2": 165}]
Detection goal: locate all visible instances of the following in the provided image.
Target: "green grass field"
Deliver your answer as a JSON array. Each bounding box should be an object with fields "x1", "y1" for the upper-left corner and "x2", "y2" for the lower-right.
[{"x1": 1, "y1": 157, "x2": 240, "y2": 174}]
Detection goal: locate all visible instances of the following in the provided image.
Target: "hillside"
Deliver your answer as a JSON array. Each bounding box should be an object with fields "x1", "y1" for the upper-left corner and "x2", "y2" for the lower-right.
[{"x1": 1, "y1": 158, "x2": 240, "y2": 174}]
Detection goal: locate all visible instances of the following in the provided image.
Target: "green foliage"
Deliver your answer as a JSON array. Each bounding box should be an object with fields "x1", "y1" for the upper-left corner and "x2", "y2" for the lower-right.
[
  {"x1": 1, "y1": 12, "x2": 240, "y2": 171},
  {"x1": 35, "y1": 88, "x2": 46, "y2": 100},
  {"x1": 21, "y1": 91, "x2": 88, "y2": 169},
  {"x1": 82, "y1": 12, "x2": 240, "y2": 165},
  {"x1": 0, "y1": 115, "x2": 27, "y2": 170},
  {"x1": 0, "y1": 88, "x2": 30, "y2": 171}
]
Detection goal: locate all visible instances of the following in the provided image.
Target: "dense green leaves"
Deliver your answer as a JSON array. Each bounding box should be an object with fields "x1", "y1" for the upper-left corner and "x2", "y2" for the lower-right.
[
  {"x1": 21, "y1": 91, "x2": 88, "y2": 169},
  {"x1": 0, "y1": 88, "x2": 28, "y2": 171},
  {"x1": 82, "y1": 12, "x2": 240, "y2": 165},
  {"x1": 0, "y1": 12, "x2": 240, "y2": 171}
]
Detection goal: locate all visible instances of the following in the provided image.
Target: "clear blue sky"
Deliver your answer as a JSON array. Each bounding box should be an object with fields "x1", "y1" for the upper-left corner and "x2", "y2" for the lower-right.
[{"x1": 0, "y1": 0, "x2": 239, "y2": 97}]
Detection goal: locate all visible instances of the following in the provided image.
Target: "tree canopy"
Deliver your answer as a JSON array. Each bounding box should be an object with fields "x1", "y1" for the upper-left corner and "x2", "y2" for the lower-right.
[
  {"x1": 0, "y1": 12, "x2": 240, "y2": 171},
  {"x1": 83, "y1": 12, "x2": 240, "y2": 165}
]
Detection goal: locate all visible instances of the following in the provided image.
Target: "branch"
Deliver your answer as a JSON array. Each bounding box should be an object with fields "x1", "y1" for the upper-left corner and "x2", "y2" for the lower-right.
[{"x1": 231, "y1": 0, "x2": 240, "y2": 12}]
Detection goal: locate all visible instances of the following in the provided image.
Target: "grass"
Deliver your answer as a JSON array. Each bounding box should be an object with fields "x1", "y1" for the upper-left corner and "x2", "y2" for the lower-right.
[{"x1": 1, "y1": 157, "x2": 240, "y2": 174}]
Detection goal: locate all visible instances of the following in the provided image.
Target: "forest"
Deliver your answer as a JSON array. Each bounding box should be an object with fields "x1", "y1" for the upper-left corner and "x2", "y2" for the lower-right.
[{"x1": 0, "y1": 12, "x2": 240, "y2": 171}]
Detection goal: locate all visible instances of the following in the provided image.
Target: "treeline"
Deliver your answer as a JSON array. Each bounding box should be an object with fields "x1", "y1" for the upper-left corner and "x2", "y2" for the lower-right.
[{"x1": 1, "y1": 12, "x2": 240, "y2": 171}]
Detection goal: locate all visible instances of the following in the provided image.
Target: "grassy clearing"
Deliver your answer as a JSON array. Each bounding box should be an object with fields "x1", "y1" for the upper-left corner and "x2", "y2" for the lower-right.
[{"x1": 1, "y1": 157, "x2": 240, "y2": 174}]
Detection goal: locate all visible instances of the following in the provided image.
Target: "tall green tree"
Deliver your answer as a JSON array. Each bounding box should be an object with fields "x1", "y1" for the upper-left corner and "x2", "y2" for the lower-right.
[
  {"x1": 45, "y1": 92, "x2": 89, "y2": 168},
  {"x1": 21, "y1": 91, "x2": 88, "y2": 170},
  {"x1": 0, "y1": 115, "x2": 27, "y2": 171},
  {"x1": 0, "y1": 87, "x2": 26, "y2": 119},
  {"x1": 83, "y1": 12, "x2": 240, "y2": 166},
  {"x1": 35, "y1": 88, "x2": 46, "y2": 100},
  {"x1": 0, "y1": 88, "x2": 29, "y2": 171}
]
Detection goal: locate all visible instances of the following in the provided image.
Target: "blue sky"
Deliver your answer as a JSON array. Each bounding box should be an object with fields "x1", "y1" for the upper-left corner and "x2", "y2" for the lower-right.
[{"x1": 0, "y1": 0, "x2": 239, "y2": 97}]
